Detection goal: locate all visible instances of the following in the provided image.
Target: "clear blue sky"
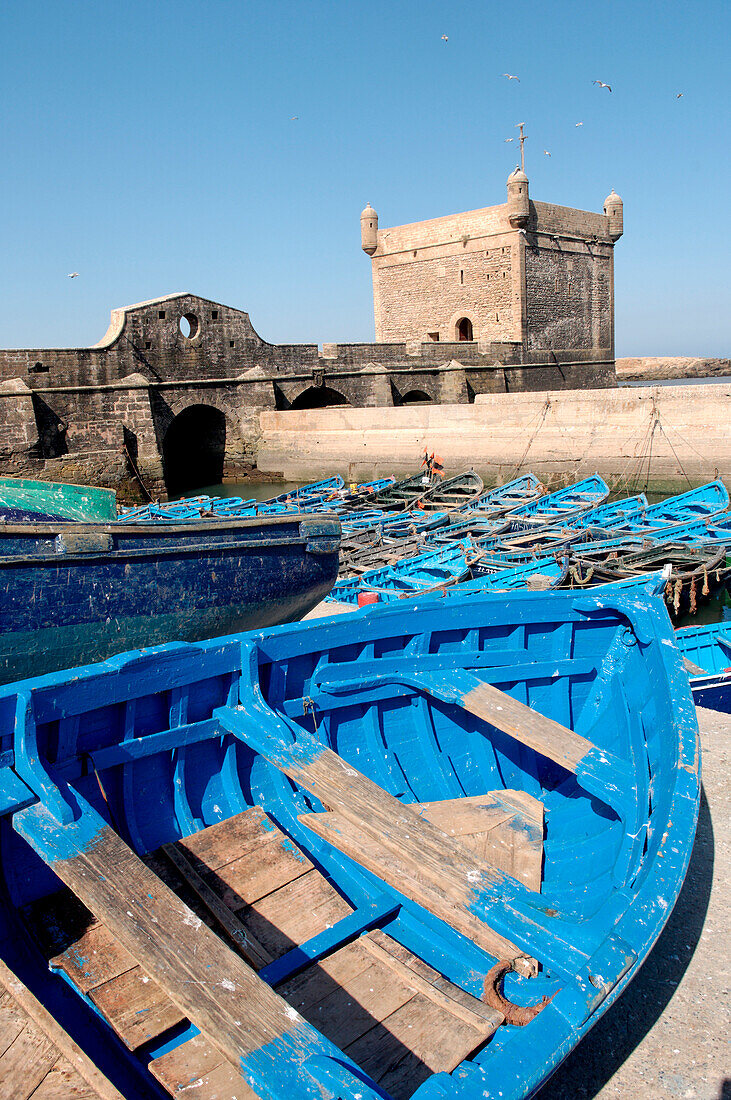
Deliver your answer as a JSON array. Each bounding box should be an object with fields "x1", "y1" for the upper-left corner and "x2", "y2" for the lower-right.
[{"x1": 1, "y1": 0, "x2": 728, "y2": 356}]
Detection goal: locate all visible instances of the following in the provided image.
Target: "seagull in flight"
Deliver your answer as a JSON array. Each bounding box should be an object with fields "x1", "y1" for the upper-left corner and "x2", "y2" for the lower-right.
[
  {"x1": 676, "y1": 92, "x2": 683, "y2": 98},
  {"x1": 575, "y1": 121, "x2": 584, "y2": 127},
  {"x1": 593, "y1": 80, "x2": 612, "y2": 91},
  {"x1": 441, "y1": 34, "x2": 448, "y2": 42},
  {"x1": 67, "y1": 272, "x2": 79, "y2": 278},
  {"x1": 503, "y1": 73, "x2": 520, "y2": 81},
  {"x1": 504, "y1": 137, "x2": 514, "y2": 142},
  {"x1": 543, "y1": 149, "x2": 551, "y2": 156},
  {"x1": 290, "y1": 116, "x2": 298, "y2": 121}
]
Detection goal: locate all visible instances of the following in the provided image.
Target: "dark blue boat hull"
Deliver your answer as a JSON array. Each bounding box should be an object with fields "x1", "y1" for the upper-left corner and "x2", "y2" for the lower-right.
[
  {"x1": 690, "y1": 674, "x2": 731, "y2": 711},
  {"x1": 0, "y1": 514, "x2": 340, "y2": 684}
]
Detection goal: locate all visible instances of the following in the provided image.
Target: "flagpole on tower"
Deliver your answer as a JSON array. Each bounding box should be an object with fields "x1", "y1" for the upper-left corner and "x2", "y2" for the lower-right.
[{"x1": 515, "y1": 122, "x2": 527, "y2": 172}]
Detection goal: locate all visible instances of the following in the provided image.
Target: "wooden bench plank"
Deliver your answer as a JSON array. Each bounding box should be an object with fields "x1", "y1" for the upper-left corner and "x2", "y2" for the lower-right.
[
  {"x1": 13, "y1": 794, "x2": 368, "y2": 1096},
  {"x1": 23, "y1": 1060, "x2": 102, "y2": 1100},
  {"x1": 316, "y1": 665, "x2": 594, "y2": 774},
  {"x1": 302, "y1": 790, "x2": 544, "y2": 893},
  {"x1": 151, "y1": 930, "x2": 498, "y2": 1100},
  {"x1": 216, "y1": 700, "x2": 598, "y2": 975}
]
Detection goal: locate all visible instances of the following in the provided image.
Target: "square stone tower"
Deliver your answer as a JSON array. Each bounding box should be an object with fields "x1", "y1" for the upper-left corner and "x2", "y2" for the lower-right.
[{"x1": 361, "y1": 174, "x2": 623, "y2": 364}]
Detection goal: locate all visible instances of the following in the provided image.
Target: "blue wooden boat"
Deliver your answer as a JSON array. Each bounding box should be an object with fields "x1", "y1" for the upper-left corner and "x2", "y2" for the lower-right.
[
  {"x1": 607, "y1": 480, "x2": 729, "y2": 535},
  {"x1": 371, "y1": 471, "x2": 437, "y2": 510},
  {"x1": 567, "y1": 493, "x2": 648, "y2": 530},
  {"x1": 0, "y1": 514, "x2": 340, "y2": 685},
  {"x1": 465, "y1": 473, "x2": 546, "y2": 516},
  {"x1": 0, "y1": 587, "x2": 699, "y2": 1099},
  {"x1": 675, "y1": 620, "x2": 731, "y2": 711},
  {"x1": 508, "y1": 475, "x2": 609, "y2": 523},
  {"x1": 265, "y1": 475, "x2": 345, "y2": 506},
  {"x1": 328, "y1": 541, "x2": 479, "y2": 604},
  {"x1": 0, "y1": 477, "x2": 117, "y2": 523},
  {"x1": 415, "y1": 471, "x2": 484, "y2": 512}
]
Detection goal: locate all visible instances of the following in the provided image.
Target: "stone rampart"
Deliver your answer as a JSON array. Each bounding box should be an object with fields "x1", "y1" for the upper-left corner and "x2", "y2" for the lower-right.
[{"x1": 257, "y1": 383, "x2": 731, "y2": 495}]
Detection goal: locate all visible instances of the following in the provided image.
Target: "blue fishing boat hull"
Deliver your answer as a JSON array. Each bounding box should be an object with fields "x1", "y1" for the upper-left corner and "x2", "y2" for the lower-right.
[
  {"x1": 675, "y1": 620, "x2": 731, "y2": 712},
  {"x1": 0, "y1": 514, "x2": 340, "y2": 685},
  {"x1": 0, "y1": 587, "x2": 699, "y2": 1099}
]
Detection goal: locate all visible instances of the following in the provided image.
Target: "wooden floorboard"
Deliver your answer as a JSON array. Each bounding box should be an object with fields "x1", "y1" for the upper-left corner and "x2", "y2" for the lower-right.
[
  {"x1": 0, "y1": 958, "x2": 124, "y2": 1100},
  {"x1": 0, "y1": 1023, "x2": 60, "y2": 1100},
  {"x1": 24, "y1": 801, "x2": 502, "y2": 1099}
]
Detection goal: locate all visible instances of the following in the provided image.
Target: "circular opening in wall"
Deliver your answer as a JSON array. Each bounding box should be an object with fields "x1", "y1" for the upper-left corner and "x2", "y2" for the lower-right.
[{"x1": 179, "y1": 314, "x2": 199, "y2": 340}]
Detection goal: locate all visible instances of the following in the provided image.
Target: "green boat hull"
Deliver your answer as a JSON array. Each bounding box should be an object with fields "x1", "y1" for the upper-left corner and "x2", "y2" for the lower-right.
[{"x1": 0, "y1": 477, "x2": 117, "y2": 521}]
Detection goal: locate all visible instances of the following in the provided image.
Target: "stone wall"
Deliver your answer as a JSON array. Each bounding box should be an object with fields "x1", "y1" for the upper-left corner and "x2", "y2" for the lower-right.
[
  {"x1": 257, "y1": 382, "x2": 731, "y2": 495},
  {"x1": 0, "y1": 291, "x2": 617, "y2": 499},
  {"x1": 525, "y1": 247, "x2": 611, "y2": 352}
]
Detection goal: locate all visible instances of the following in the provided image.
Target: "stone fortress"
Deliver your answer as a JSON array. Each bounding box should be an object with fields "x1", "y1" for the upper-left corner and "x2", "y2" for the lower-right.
[
  {"x1": 0, "y1": 169, "x2": 622, "y2": 497},
  {"x1": 362, "y1": 171, "x2": 622, "y2": 355}
]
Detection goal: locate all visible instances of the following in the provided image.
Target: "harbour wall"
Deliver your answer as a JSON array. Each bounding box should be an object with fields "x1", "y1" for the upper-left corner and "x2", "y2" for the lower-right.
[{"x1": 257, "y1": 382, "x2": 731, "y2": 495}]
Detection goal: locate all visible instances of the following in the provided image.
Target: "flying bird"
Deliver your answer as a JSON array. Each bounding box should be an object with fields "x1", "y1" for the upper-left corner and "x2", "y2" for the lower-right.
[
  {"x1": 67, "y1": 272, "x2": 79, "y2": 278},
  {"x1": 290, "y1": 116, "x2": 298, "y2": 120},
  {"x1": 593, "y1": 80, "x2": 612, "y2": 91},
  {"x1": 543, "y1": 150, "x2": 551, "y2": 156},
  {"x1": 676, "y1": 92, "x2": 683, "y2": 98},
  {"x1": 441, "y1": 34, "x2": 448, "y2": 42},
  {"x1": 504, "y1": 137, "x2": 514, "y2": 142},
  {"x1": 502, "y1": 73, "x2": 520, "y2": 81},
  {"x1": 575, "y1": 121, "x2": 584, "y2": 126}
]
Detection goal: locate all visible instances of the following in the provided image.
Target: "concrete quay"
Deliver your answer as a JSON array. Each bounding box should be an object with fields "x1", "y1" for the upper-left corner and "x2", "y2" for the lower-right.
[{"x1": 258, "y1": 381, "x2": 731, "y2": 495}]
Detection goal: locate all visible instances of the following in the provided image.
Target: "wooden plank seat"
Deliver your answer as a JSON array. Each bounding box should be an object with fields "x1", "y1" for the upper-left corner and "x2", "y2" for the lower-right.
[
  {"x1": 27, "y1": 806, "x2": 353, "y2": 1051},
  {"x1": 311, "y1": 664, "x2": 631, "y2": 814},
  {"x1": 22, "y1": 804, "x2": 502, "y2": 1100},
  {"x1": 301, "y1": 790, "x2": 544, "y2": 893},
  {"x1": 150, "y1": 929, "x2": 501, "y2": 1100},
  {"x1": 215, "y1": 697, "x2": 597, "y2": 977}
]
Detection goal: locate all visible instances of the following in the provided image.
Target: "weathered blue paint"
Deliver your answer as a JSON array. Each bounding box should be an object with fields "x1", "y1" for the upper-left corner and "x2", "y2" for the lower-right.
[
  {"x1": 0, "y1": 513, "x2": 340, "y2": 684},
  {"x1": 0, "y1": 587, "x2": 700, "y2": 1099}
]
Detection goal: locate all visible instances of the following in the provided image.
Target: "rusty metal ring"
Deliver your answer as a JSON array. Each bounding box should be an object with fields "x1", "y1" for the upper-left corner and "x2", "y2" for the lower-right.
[{"x1": 482, "y1": 960, "x2": 555, "y2": 1027}]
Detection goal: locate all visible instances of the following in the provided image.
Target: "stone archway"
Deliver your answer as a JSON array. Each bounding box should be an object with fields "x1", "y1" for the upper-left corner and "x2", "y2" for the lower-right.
[
  {"x1": 401, "y1": 389, "x2": 433, "y2": 404},
  {"x1": 162, "y1": 404, "x2": 227, "y2": 496},
  {"x1": 290, "y1": 386, "x2": 350, "y2": 410}
]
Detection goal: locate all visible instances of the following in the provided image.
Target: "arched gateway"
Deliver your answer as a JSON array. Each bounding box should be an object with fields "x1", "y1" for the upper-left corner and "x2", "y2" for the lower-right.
[{"x1": 162, "y1": 404, "x2": 227, "y2": 496}]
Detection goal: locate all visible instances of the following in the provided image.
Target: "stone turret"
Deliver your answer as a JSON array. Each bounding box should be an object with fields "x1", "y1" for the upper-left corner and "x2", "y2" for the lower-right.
[
  {"x1": 360, "y1": 203, "x2": 378, "y2": 255},
  {"x1": 603, "y1": 189, "x2": 623, "y2": 241},
  {"x1": 507, "y1": 167, "x2": 530, "y2": 228}
]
